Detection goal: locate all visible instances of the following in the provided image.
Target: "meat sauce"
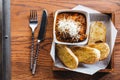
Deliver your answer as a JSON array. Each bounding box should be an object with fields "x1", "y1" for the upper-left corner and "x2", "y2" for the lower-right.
[{"x1": 56, "y1": 12, "x2": 87, "y2": 43}]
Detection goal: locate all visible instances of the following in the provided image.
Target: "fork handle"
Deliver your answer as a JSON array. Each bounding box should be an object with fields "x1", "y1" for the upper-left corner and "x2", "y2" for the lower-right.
[
  {"x1": 32, "y1": 41, "x2": 40, "y2": 75},
  {"x1": 30, "y1": 32, "x2": 34, "y2": 70},
  {"x1": 32, "y1": 56, "x2": 37, "y2": 75}
]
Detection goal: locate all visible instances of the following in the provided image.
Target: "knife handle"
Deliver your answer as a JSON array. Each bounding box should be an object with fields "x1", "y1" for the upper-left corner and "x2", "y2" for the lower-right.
[
  {"x1": 32, "y1": 41, "x2": 40, "y2": 75},
  {"x1": 30, "y1": 32, "x2": 34, "y2": 70}
]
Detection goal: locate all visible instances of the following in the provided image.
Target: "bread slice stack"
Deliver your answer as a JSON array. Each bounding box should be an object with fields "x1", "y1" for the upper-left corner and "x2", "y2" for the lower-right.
[
  {"x1": 56, "y1": 43, "x2": 110, "y2": 69},
  {"x1": 56, "y1": 44, "x2": 101, "y2": 69}
]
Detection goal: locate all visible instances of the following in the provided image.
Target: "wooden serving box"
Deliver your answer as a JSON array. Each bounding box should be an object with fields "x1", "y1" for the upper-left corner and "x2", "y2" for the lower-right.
[{"x1": 52, "y1": 12, "x2": 115, "y2": 73}]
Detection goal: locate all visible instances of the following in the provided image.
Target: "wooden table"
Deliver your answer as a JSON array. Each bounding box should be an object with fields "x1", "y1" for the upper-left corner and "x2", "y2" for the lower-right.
[{"x1": 11, "y1": 0, "x2": 120, "y2": 80}]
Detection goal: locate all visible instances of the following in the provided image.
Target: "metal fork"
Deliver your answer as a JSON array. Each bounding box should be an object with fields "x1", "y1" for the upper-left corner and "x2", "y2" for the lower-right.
[{"x1": 29, "y1": 10, "x2": 38, "y2": 70}]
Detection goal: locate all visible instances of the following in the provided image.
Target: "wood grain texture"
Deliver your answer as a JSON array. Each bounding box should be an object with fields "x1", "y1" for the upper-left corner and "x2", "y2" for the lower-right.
[{"x1": 11, "y1": 0, "x2": 120, "y2": 80}]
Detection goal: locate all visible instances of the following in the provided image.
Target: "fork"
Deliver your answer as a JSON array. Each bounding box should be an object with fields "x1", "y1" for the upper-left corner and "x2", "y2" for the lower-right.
[{"x1": 29, "y1": 10, "x2": 38, "y2": 70}]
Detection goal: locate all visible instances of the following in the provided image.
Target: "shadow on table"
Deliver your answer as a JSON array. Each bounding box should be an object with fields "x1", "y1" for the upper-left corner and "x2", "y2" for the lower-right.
[{"x1": 53, "y1": 71, "x2": 109, "y2": 80}]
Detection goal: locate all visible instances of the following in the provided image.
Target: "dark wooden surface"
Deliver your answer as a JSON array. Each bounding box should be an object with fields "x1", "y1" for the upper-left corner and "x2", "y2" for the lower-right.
[{"x1": 11, "y1": 0, "x2": 120, "y2": 80}]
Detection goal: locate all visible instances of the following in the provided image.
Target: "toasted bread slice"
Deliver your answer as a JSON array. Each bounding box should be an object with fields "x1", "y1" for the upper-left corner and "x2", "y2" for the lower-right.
[
  {"x1": 70, "y1": 46, "x2": 100, "y2": 64},
  {"x1": 56, "y1": 44, "x2": 79, "y2": 69},
  {"x1": 88, "y1": 21, "x2": 106, "y2": 44},
  {"x1": 88, "y1": 43, "x2": 110, "y2": 60}
]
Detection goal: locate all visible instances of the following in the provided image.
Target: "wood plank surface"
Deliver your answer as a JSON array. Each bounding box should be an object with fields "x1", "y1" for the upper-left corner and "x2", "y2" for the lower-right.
[{"x1": 11, "y1": 0, "x2": 120, "y2": 80}]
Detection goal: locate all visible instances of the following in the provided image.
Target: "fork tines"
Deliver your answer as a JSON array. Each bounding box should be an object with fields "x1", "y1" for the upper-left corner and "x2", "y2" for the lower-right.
[{"x1": 30, "y1": 10, "x2": 37, "y2": 21}]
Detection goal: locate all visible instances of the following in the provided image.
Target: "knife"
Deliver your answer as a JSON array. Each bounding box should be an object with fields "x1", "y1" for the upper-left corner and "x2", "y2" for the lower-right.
[{"x1": 32, "y1": 9, "x2": 47, "y2": 75}]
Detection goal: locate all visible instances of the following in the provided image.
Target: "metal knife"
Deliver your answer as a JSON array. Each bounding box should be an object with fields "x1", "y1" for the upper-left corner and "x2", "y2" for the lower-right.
[{"x1": 32, "y1": 9, "x2": 47, "y2": 75}]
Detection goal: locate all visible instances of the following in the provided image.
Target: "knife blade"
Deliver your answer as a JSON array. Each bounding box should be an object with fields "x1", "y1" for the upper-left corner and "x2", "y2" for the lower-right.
[{"x1": 32, "y1": 9, "x2": 47, "y2": 75}]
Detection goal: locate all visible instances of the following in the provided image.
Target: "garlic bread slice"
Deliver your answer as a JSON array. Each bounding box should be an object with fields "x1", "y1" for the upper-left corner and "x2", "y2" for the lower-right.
[
  {"x1": 71, "y1": 46, "x2": 100, "y2": 64},
  {"x1": 88, "y1": 43, "x2": 110, "y2": 60},
  {"x1": 56, "y1": 44, "x2": 79, "y2": 69},
  {"x1": 88, "y1": 21, "x2": 106, "y2": 44}
]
